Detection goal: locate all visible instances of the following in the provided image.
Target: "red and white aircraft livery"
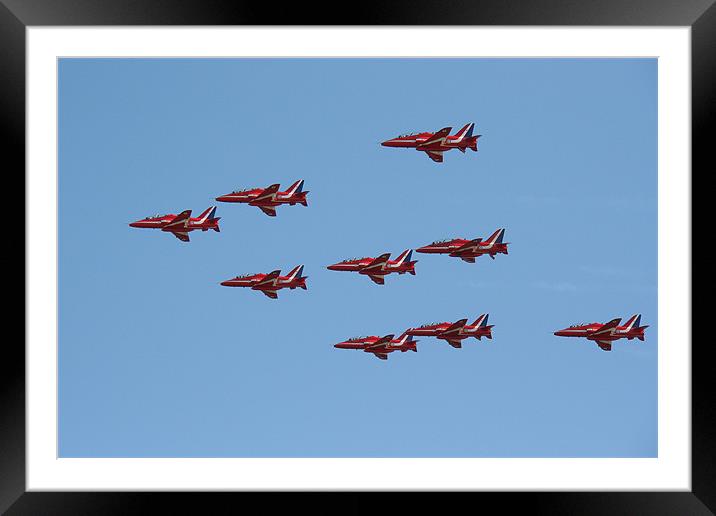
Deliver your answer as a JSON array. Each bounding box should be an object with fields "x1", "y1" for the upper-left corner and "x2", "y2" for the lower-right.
[
  {"x1": 406, "y1": 314, "x2": 493, "y2": 349},
  {"x1": 554, "y1": 314, "x2": 648, "y2": 351},
  {"x1": 381, "y1": 123, "x2": 481, "y2": 163},
  {"x1": 334, "y1": 333, "x2": 418, "y2": 361},
  {"x1": 220, "y1": 265, "x2": 307, "y2": 299},
  {"x1": 416, "y1": 228, "x2": 509, "y2": 263},
  {"x1": 215, "y1": 179, "x2": 308, "y2": 217},
  {"x1": 129, "y1": 207, "x2": 221, "y2": 242},
  {"x1": 326, "y1": 250, "x2": 417, "y2": 285}
]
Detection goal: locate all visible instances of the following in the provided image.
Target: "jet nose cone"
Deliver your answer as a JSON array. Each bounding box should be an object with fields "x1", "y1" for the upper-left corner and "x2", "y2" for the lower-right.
[
  {"x1": 220, "y1": 280, "x2": 231, "y2": 286},
  {"x1": 415, "y1": 245, "x2": 430, "y2": 253},
  {"x1": 215, "y1": 195, "x2": 229, "y2": 202},
  {"x1": 129, "y1": 221, "x2": 140, "y2": 228},
  {"x1": 327, "y1": 264, "x2": 340, "y2": 271}
]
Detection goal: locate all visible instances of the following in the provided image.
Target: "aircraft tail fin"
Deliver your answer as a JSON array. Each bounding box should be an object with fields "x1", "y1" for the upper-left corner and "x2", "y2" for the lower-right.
[
  {"x1": 472, "y1": 314, "x2": 489, "y2": 328},
  {"x1": 197, "y1": 206, "x2": 218, "y2": 223},
  {"x1": 286, "y1": 265, "x2": 305, "y2": 281},
  {"x1": 285, "y1": 179, "x2": 305, "y2": 195},
  {"x1": 623, "y1": 314, "x2": 642, "y2": 331},
  {"x1": 397, "y1": 333, "x2": 418, "y2": 352},
  {"x1": 485, "y1": 228, "x2": 505, "y2": 245},
  {"x1": 394, "y1": 249, "x2": 413, "y2": 266},
  {"x1": 470, "y1": 134, "x2": 481, "y2": 152},
  {"x1": 454, "y1": 123, "x2": 474, "y2": 142}
]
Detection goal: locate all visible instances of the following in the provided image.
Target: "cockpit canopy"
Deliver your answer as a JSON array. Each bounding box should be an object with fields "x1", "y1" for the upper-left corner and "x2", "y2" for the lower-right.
[
  {"x1": 347, "y1": 336, "x2": 369, "y2": 342},
  {"x1": 418, "y1": 322, "x2": 443, "y2": 328},
  {"x1": 430, "y1": 238, "x2": 453, "y2": 245},
  {"x1": 145, "y1": 214, "x2": 165, "y2": 219},
  {"x1": 397, "y1": 132, "x2": 419, "y2": 137},
  {"x1": 568, "y1": 322, "x2": 590, "y2": 328},
  {"x1": 234, "y1": 273, "x2": 256, "y2": 279},
  {"x1": 341, "y1": 257, "x2": 368, "y2": 263},
  {"x1": 231, "y1": 188, "x2": 253, "y2": 194}
]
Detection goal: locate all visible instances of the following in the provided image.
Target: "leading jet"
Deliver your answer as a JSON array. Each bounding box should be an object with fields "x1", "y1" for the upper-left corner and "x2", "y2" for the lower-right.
[
  {"x1": 215, "y1": 179, "x2": 308, "y2": 217},
  {"x1": 553, "y1": 314, "x2": 649, "y2": 351},
  {"x1": 405, "y1": 314, "x2": 493, "y2": 348},
  {"x1": 326, "y1": 250, "x2": 417, "y2": 285},
  {"x1": 380, "y1": 123, "x2": 481, "y2": 163},
  {"x1": 220, "y1": 265, "x2": 308, "y2": 299},
  {"x1": 416, "y1": 229, "x2": 508, "y2": 263},
  {"x1": 129, "y1": 207, "x2": 221, "y2": 242},
  {"x1": 334, "y1": 333, "x2": 418, "y2": 361}
]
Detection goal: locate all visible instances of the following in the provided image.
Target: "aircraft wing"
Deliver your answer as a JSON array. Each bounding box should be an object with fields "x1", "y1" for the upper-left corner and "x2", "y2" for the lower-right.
[
  {"x1": 366, "y1": 334, "x2": 394, "y2": 349},
  {"x1": 257, "y1": 205, "x2": 277, "y2": 217},
  {"x1": 440, "y1": 318, "x2": 468, "y2": 336},
  {"x1": 361, "y1": 253, "x2": 391, "y2": 272},
  {"x1": 162, "y1": 210, "x2": 192, "y2": 231},
  {"x1": 451, "y1": 238, "x2": 483, "y2": 254},
  {"x1": 417, "y1": 127, "x2": 452, "y2": 148},
  {"x1": 254, "y1": 270, "x2": 281, "y2": 287},
  {"x1": 368, "y1": 275, "x2": 385, "y2": 285},
  {"x1": 592, "y1": 318, "x2": 621, "y2": 337},
  {"x1": 171, "y1": 231, "x2": 190, "y2": 242},
  {"x1": 252, "y1": 183, "x2": 281, "y2": 203},
  {"x1": 446, "y1": 340, "x2": 462, "y2": 349},
  {"x1": 260, "y1": 290, "x2": 279, "y2": 299},
  {"x1": 373, "y1": 352, "x2": 389, "y2": 360},
  {"x1": 424, "y1": 150, "x2": 444, "y2": 163},
  {"x1": 596, "y1": 340, "x2": 612, "y2": 351}
]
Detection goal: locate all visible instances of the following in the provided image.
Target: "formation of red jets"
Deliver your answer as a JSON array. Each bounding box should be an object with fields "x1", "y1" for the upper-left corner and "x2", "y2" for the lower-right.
[{"x1": 129, "y1": 120, "x2": 648, "y2": 355}]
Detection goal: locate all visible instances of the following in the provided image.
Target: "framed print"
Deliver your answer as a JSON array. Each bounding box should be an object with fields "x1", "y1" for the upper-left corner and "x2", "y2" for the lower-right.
[{"x1": 6, "y1": 0, "x2": 709, "y2": 513}]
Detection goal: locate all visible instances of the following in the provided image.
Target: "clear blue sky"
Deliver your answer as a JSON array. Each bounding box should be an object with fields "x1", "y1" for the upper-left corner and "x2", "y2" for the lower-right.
[{"x1": 58, "y1": 58, "x2": 657, "y2": 457}]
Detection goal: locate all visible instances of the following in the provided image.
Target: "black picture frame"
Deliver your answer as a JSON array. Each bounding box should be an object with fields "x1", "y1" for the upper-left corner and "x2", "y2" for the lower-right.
[{"x1": 5, "y1": 1, "x2": 707, "y2": 514}]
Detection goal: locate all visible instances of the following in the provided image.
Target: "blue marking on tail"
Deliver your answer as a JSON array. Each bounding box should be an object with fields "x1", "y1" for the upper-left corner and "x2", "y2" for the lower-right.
[
  {"x1": 466, "y1": 123, "x2": 474, "y2": 138},
  {"x1": 481, "y1": 314, "x2": 489, "y2": 327}
]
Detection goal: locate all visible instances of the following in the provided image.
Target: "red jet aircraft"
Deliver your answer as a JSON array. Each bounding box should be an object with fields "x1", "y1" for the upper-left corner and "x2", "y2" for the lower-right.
[
  {"x1": 215, "y1": 179, "x2": 308, "y2": 217},
  {"x1": 334, "y1": 333, "x2": 418, "y2": 361},
  {"x1": 554, "y1": 314, "x2": 648, "y2": 351},
  {"x1": 326, "y1": 250, "x2": 417, "y2": 285},
  {"x1": 416, "y1": 228, "x2": 508, "y2": 263},
  {"x1": 220, "y1": 265, "x2": 307, "y2": 299},
  {"x1": 406, "y1": 314, "x2": 493, "y2": 348},
  {"x1": 129, "y1": 207, "x2": 221, "y2": 242},
  {"x1": 381, "y1": 123, "x2": 481, "y2": 163}
]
